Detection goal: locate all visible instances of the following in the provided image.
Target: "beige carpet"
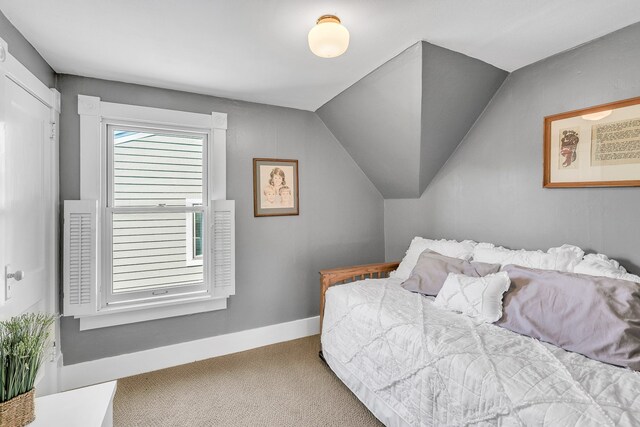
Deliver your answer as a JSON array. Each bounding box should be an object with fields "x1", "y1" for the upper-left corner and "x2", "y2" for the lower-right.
[{"x1": 114, "y1": 335, "x2": 383, "y2": 426}]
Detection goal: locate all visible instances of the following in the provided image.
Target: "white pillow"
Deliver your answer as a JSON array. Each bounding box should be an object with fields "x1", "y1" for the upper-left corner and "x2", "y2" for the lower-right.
[
  {"x1": 574, "y1": 253, "x2": 640, "y2": 283},
  {"x1": 434, "y1": 272, "x2": 511, "y2": 323},
  {"x1": 472, "y1": 243, "x2": 584, "y2": 272},
  {"x1": 390, "y1": 237, "x2": 477, "y2": 280}
]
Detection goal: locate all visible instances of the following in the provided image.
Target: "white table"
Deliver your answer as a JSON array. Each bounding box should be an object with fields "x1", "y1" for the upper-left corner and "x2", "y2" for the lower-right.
[{"x1": 31, "y1": 381, "x2": 117, "y2": 427}]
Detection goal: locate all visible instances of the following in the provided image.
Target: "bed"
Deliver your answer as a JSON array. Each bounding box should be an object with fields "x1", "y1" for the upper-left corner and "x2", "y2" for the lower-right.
[{"x1": 319, "y1": 263, "x2": 640, "y2": 427}]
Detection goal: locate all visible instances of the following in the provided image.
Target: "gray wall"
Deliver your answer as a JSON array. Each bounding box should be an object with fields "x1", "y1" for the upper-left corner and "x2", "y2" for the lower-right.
[
  {"x1": 317, "y1": 42, "x2": 507, "y2": 199},
  {"x1": 419, "y1": 43, "x2": 507, "y2": 194},
  {"x1": 58, "y1": 75, "x2": 385, "y2": 364},
  {"x1": 0, "y1": 9, "x2": 55, "y2": 87},
  {"x1": 317, "y1": 43, "x2": 423, "y2": 199},
  {"x1": 385, "y1": 22, "x2": 640, "y2": 274}
]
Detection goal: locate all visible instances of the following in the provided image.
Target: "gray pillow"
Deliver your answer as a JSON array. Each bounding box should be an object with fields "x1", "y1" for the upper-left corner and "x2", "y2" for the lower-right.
[
  {"x1": 401, "y1": 250, "x2": 501, "y2": 296},
  {"x1": 498, "y1": 264, "x2": 640, "y2": 370}
]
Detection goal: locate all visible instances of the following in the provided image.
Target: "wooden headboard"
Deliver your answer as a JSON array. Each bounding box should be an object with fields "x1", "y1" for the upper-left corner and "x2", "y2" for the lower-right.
[{"x1": 319, "y1": 261, "x2": 399, "y2": 332}]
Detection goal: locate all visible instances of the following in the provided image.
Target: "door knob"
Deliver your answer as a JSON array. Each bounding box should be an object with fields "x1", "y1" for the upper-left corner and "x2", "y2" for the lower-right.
[{"x1": 6, "y1": 270, "x2": 24, "y2": 281}]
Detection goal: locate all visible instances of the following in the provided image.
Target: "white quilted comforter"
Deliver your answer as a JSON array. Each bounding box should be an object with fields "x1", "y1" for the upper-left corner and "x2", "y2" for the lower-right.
[{"x1": 321, "y1": 278, "x2": 640, "y2": 426}]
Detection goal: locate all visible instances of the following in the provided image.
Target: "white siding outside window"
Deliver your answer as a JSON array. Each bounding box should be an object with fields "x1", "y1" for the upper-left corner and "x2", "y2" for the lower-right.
[{"x1": 106, "y1": 126, "x2": 207, "y2": 305}]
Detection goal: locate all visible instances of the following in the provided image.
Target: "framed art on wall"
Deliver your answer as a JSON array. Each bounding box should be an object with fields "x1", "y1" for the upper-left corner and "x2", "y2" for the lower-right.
[
  {"x1": 253, "y1": 158, "x2": 299, "y2": 217},
  {"x1": 544, "y1": 96, "x2": 640, "y2": 188}
]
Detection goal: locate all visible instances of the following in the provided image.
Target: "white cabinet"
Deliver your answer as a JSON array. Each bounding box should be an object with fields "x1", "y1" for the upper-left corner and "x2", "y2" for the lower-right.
[{"x1": 32, "y1": 381, "x2": 117, "y2": 427}]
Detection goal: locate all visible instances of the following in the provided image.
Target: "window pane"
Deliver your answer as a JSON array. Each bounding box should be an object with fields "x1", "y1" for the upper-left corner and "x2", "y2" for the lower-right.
[
  {"x1": 112, "y1": 129, "x2": 204, "y2": 207},
  {"x1": 194, "y1": 211, "x2": 203, "y2": 257},
  {"x1": 112, "y1": 212, "x2": 203, "y2": 293}
]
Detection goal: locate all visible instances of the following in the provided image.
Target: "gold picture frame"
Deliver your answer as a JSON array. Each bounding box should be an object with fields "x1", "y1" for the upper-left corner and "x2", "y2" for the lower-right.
[{"x1": 544, "y1": 96, "x2": 640, "y2": 188}]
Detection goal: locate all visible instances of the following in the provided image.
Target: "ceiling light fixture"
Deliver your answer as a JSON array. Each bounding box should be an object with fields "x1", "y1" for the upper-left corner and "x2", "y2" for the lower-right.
[
  {"x1": 581, "y1": 110, "x2": 613, "y2": 121},
  {"x1": 308, "y1": 15, "x2": 350, "y2": 58}
]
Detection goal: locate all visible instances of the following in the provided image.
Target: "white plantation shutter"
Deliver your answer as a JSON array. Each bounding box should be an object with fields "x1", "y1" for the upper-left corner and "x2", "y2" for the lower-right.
[
  {"x1": 211, "y1": 200, "x2": 235, "y2": 297},
  {"x1": 63, "y1": 200, "x2": 98, "y2": 315}
]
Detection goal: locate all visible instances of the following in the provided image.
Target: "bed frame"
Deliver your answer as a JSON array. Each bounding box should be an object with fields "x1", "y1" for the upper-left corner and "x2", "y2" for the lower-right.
[{"x1": 319, "y1": 261, "x2": 400, "y2": 335}]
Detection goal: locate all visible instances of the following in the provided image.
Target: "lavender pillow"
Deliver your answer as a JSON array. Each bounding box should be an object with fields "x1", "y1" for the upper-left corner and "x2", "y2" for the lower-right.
[
  {"x1": 401, "y1": 250, "x2": 500, "y2": 296},
  {"x1": 498, "y1": 265, "x2": 640, "y2": 370}
]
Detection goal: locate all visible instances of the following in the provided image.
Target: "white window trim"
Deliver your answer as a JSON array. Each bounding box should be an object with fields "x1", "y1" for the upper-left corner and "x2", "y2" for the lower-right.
[
  {"x1": 78, "y1": 298, "x2": 227, "y2": 331},
  {"x1": 77, "y1": 95, "x2": 228, "y2": 329}
]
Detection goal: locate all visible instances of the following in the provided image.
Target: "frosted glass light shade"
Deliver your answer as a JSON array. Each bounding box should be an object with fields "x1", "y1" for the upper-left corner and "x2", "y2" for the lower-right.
[
  {"x1": 308, "y1": 15, "x2": 349, "y2": 58},
  {"x1": 581, "y1": 110, "x2": 613, "y2": 121}
]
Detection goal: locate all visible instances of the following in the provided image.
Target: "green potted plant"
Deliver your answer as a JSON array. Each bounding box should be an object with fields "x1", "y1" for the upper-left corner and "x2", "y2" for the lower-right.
[{"x1": 0, "y1": 313, "x2": 55, "y2": 427}]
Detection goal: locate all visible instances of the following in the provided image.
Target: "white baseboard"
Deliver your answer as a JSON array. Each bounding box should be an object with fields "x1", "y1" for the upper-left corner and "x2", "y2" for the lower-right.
[{"x1": 61, "y1": 316, "x2": 319, "y2": 391}]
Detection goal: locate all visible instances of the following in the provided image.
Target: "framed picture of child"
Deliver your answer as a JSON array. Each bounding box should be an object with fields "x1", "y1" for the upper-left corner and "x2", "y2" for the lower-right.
[{"x1": 253, "y1": 158, "x2": 299, "y2": 217}]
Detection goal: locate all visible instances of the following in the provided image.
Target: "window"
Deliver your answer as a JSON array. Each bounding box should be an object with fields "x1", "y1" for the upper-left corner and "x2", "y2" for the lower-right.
[
  {"x1": 185, "y1": 200, "x2": 204, "y2": 265},
  {"x1": 106, "y1": 125, "x2": 207, "y2": 306},
  {"x1": 65, "y1": 95, "x2": 234, "y2": 330},
  {"x1": 194, "y1": 212, "x2": 203, "y2": 257}
]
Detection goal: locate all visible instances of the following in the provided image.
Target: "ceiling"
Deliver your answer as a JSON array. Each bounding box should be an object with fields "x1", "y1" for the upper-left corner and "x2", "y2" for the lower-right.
[{"x1": 1, "y1": 1, "x2": 639, "y2": 111}]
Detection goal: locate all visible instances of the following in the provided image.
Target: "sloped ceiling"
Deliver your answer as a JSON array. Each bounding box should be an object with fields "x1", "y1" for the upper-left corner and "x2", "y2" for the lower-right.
[
  {"x1": 2, "y1": 1, "x2": 640, "y2": 111},
  {"x1": 318, "y1": 42, "x2": 508, "y2": 199},
  {"x1": 317, "y1": 44, "x2": 423, "y2": 199},
  {"x1": 419, "y1": 43, "x2": 508, "y2": 194}
]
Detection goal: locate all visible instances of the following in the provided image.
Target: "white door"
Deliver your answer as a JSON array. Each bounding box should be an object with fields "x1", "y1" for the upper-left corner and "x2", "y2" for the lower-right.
[
  {"x1": 0, "y1": 39, "x2": 59, "y2": 396},
  {"x1": 0, "y1": 77, "x2": 52, "y2": 319}
]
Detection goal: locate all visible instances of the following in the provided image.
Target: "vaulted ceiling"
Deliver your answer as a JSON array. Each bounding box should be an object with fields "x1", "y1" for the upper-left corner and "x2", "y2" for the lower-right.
[
  {"x1": 2, "y1": 1, "x2": 639, "y2": 198},
  {"x1": 318, "y1": 42, "x2": 507, "y2": 198},
  {"x1": 1, "y1": 0, "x2": 639, "y2": 111}
]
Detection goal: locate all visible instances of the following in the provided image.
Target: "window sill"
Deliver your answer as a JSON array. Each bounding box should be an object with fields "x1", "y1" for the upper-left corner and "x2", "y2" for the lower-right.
[{"x1": 77, "y1": 296, "x2": 227, "y2": 331}]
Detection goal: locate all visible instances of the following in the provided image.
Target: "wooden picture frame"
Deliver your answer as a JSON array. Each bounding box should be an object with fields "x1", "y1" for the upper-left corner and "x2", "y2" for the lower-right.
[
  {"x1": 544, "y1": 96, "x2": 640, "y2": 188},
  {"x1": 253, "y1": 158, "x2": 299, "y2": 217}
]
